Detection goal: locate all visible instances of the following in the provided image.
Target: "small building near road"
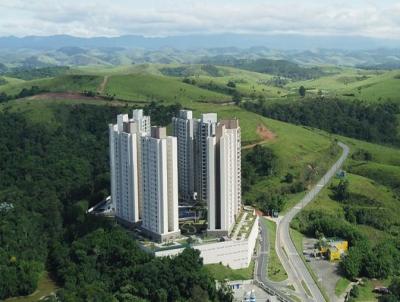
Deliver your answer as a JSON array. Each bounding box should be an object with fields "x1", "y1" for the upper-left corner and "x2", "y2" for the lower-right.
[{"x1": 317, "y1": 237, "x2": 348, "y2": 261}]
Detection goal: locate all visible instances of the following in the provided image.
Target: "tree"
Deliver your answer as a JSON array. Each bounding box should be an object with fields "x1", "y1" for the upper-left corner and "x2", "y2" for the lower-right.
[
  {"x1": 227, "y1": 81, "x2": 236, "y2": 88},
  {"x1": 217, "y1": 281, "x2": 233, "y2": 302},
  {"x1": 349, "y1": 285, "x2": 359, "y2": 298},
  {"x1": 284, "y1": 173, "x2": 294, "y2": 183},
  {"x1": 389, "y1": 277, "x2": 400, "y2": 299},
  {"x1": 299, "y1": 86, "x2": 306, "y2": 97},
  {"x1": 245, "y1": 145, "x2": 277, "y2": 176},
  {"x1": 341, "y1": 246, "x2": 363, "y2": 279},
  {"x1": 333, "y1": 180, "x2": 350, "y2": 201},
  {"x1": 232, "y1": 91, "x2": 242, "y2": 105},
  {"x1": 380, "y1": 278, "x2": 400, "y2": 302}
]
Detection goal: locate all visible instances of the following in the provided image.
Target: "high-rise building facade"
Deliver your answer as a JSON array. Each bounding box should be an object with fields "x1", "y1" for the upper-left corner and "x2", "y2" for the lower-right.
[
  {"x1": 207, "y1": 119, "x2": 241, "y2": 235},
  {"x1": 194, "y1": 113, "x2": 218, "y2": 202},
  {"x1": 109, "y1": 110, "x2": 150, "y2": 224},
  {"x1": 140, "y1": 127, "x2": 180, "y2": 242},
  {"x1": 172, "y1": 110, "x2": 197, "y2": 202}
]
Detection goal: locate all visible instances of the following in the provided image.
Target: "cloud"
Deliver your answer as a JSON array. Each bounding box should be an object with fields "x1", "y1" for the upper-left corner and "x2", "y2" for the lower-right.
[{"x1": 0, "y1": 0, "x2": 399, "y2": 39}]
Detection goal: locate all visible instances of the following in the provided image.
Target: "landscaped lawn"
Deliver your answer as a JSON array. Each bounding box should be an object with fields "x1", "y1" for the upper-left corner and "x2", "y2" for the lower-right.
[{"x1": 205, "y1": 261, "x2": 254, "y2": 281}]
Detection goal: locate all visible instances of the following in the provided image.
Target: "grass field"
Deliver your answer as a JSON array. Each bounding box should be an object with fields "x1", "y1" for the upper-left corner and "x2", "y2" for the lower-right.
[
  {"x1": 286, "y1": 69, "x2": 400, "y2": 103},
  {"x1": 104, "y1": 73, "x2": 231, "y2": 104},
  {"x1": 205, "y1": 261, "x2": 254, "y2": 281},
  {"x1": 335, "y1": 278, "x2": 351, "y2": 297},
  {"x1": 0, "y1": 74, "x2": 103, "y2": 95},
  {"x1": 353, "y1": 279, "x2": 391, "y2": 302},
  {"x1": 263, "y1": 218, "x2": 288, "y2": 282}
]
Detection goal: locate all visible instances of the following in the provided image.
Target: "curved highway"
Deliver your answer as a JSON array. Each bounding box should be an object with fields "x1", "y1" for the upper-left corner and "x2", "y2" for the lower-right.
[{"x1": 275, "y1": 142, "x2": 349, "y2": 302}]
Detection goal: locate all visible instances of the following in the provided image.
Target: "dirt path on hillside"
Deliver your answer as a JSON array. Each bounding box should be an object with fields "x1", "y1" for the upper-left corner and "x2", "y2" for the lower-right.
[
  {"x1": 242, "y1": 123, "x2": 277, "y2": 149},
  {"x1": 257, "y1": 123, "x2": 276, "y2": 141},
  {"x1": 97, "y1": 75, "x2": 109, "y2": 94}
]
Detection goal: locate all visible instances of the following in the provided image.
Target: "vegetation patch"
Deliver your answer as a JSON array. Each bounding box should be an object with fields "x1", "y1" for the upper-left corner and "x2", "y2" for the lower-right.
[
  {"x1": 263, "y1": 219, "x2": 288, "y2": 282},
  {"x1": 201, "y1": 57, "x2": 325, "y2": 80},
  {"x1": 205, "y1": 261, "x2": 254, "y2": 281},
  {"x1": 243, "y1": 98, "x2": 400, "y2": 146},
  {"x1": 2, "y1": 66, "x2": 70, "y2": 81},
  {"x1": 335, "y1": 277, "x2": 351, "y2": 297}
]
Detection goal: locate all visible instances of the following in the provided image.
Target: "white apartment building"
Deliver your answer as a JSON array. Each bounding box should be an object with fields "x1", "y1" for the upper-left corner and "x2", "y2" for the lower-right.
[
  {"x1": 207, "y1": 119, "x2": 242, "y2": 235},
  {"x1": 195, "y1": 113, "x2": 218, "y2": 202},
  {"x1": 172, "y1": 110, "x2": 197, "y2": 202},
  {"x1": 140, "y1": 127, "x2": 180, "y2": 242},
  {"x1": 109, "y1": 110, "x2": 150, "y2": 224}
]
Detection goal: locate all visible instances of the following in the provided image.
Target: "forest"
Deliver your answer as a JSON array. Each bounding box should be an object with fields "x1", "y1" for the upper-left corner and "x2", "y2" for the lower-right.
[{"x1": 0, "y1": 103, "x2": 231, "y2": 301}]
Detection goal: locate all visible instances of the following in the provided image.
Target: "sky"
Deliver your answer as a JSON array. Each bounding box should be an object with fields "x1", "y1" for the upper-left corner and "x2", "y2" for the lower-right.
[{"x1": 0, "y1": 0, "x2": 399, "y2": 39}]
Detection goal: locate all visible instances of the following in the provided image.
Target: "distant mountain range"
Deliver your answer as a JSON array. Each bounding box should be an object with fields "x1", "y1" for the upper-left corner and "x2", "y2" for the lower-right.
[
  {"x1": 1, "y1": 34, "x2": 400, "y2": 50},
  {"x1": 0, "y1": 34, "x2": 399, "y2": 69}
]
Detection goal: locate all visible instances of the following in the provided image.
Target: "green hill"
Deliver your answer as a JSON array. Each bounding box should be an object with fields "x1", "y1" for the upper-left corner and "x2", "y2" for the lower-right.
[
  {"x1": 104, "y1": 73, "x2": 232, "y2": 104},
  {"x1": 0, "y1": 74, "x2": 102, "y2": 96},
  {"x1": 286, "y1": 69, "x2": 400, "y2": 103}
]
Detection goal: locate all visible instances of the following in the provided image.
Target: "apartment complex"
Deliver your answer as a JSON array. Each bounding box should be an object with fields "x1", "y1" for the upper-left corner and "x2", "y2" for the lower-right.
[
  {"x1": 141, "y1": 127, "x2": 180, "y2": 242},
  {"x1": 109, "y1": 110, "x2": 150, "y2": 224},
  {"x1": 172, "y1": 110, "x2": 197, "y2": 202},
  {"x1": 195, "y1": 113, "x2": 218, "y2": 203},
  {"x1": 207, "y1": 119, "x2": 242, "y2": 235},
  {"x1": 172, "y1": 111, "x2": 242, "y2": 233},
  {"x1": 172, "y1": 111, "x2": 218, "y2": 204},
  {"x1": 110, "y1": 109, "x2": 241, "y2": 241}
]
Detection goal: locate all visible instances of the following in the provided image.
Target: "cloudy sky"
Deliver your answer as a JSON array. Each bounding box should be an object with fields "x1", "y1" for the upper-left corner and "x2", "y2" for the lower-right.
[{"x1": 1, "y1": 0, "x2": 399, "y2": 39}]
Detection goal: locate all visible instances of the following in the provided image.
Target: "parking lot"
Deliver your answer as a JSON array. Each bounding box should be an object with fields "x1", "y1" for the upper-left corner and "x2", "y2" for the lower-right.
[{"x1": 302, "y1": 237, "x2": 344, "y2": 302}]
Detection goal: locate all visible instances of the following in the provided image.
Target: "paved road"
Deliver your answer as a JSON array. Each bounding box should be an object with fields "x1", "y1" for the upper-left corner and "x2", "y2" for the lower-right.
[
  {"x1": 276, "y1": 142, "x2": 350, "y2": 302},
  {"x1": 255, "y1": 217, "x2": 295, "y2": 302},
  {"x1": 256, "y1": 217, "x2": 269, "y2": 283}
]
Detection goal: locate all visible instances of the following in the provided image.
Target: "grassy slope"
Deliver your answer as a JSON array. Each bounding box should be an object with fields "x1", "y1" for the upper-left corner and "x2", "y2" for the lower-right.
[
  {"x1": 77, "y1": 63, "x2": 288, "y2": 99},
  {"x1": 205, "y1": 261, "x2": 254, "y2": 281},
  {"x1": 187, "y1": 65, "x2": 286, "y2": 98},
  {"x1": 104, "y1": 73, "x2": 231, "y2": 104},
  {"x1": 289, "y1": 133, "x2": 400, "y2": 302},
  {"x1": 304, "y1": 172, "x2": 399, "y2": 243},
  {"x1": 286, "y1": 69, "x2": 400, "y2": 103},
  {"x1": 0, "y1": 75, "x2": 103, "y2": 95}
]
